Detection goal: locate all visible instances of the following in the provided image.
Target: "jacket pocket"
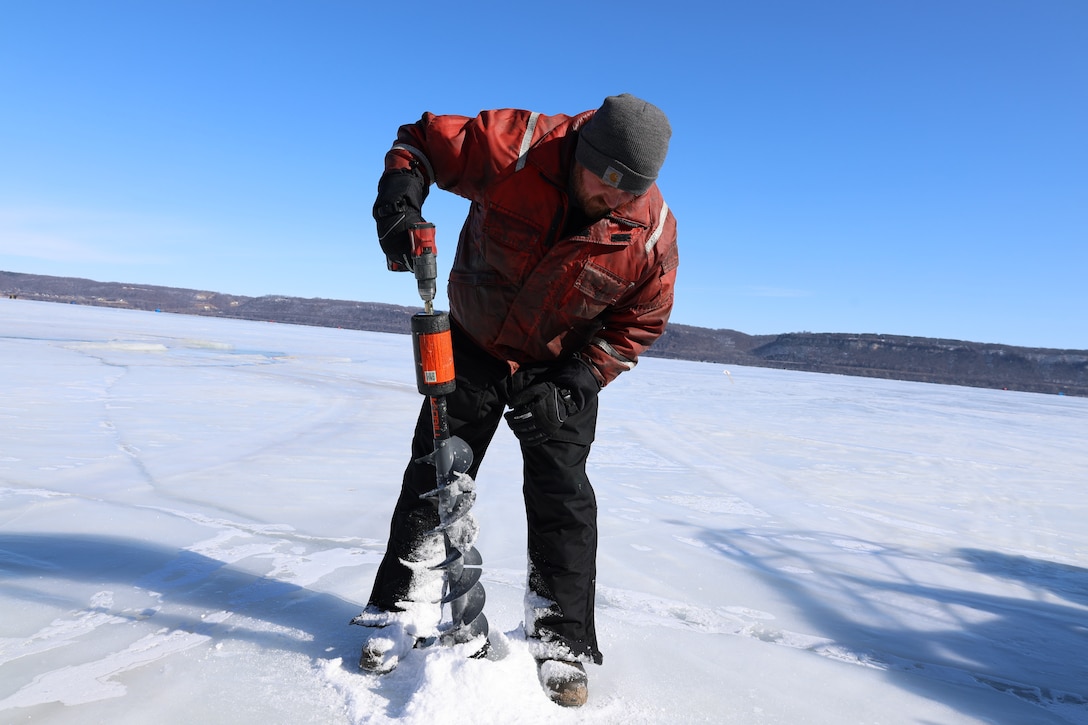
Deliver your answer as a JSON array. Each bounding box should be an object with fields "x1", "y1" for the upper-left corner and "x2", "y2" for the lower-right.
[
  {"x1": 569, "y1": 262, "x2": 634, "y2": 319},
  {"x1": 480, "y1": 205, "x2": 544, "y2": 284}
]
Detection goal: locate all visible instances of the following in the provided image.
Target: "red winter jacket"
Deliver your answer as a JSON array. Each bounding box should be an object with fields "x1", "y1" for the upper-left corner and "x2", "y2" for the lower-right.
[{"x1": 383, "y1": 108, "x2": 678, "y2": 386}]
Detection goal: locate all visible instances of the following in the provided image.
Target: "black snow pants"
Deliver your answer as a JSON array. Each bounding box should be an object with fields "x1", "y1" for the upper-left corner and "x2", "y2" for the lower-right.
[{"x1": 367, "y1": 322, "x2": 603, "y2": 664}]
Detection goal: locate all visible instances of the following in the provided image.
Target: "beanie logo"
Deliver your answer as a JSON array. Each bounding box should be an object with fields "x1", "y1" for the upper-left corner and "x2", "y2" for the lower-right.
[{"x1": 602, "y1": 166, "x2": 623, "y2": 188}]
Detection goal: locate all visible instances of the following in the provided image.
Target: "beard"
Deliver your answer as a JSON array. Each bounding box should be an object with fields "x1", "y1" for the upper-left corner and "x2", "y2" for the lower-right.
[{"x1": 569, "y1": 165, "x2": 611, "y2": 220}]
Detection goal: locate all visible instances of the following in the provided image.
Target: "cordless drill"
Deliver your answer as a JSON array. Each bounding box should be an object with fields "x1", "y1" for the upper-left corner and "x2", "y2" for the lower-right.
[{"x1": 409, "y1": 223, "x2": 437, "y2": 314}]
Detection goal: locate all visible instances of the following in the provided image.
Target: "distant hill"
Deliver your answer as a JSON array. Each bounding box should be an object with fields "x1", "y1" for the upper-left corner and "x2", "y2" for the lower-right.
[{"x1": 3, "y1": 270, "x2": 1085, "y2": 397}]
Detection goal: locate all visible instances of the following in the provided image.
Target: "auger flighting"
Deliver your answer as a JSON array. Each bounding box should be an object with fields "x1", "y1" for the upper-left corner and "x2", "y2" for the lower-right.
[{"x1": 407, "y1": 223, "x2": 489, "y2": 648}]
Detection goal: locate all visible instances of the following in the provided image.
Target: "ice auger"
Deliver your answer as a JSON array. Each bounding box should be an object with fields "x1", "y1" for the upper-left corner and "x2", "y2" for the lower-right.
[{"x1": 407, "y1": 223, "x2": 489, "y2": 647}]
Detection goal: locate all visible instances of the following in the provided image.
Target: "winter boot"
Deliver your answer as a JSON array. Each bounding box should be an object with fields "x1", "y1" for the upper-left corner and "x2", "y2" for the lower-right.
[
  {"x1": 352, "y1": 606, "x2": 433, "y2": 674},
  {"x1": 536, "y1": 659, "x2": 589, "y2": 707},
  {"x1": 356, "y1": 621, "x2": 419, "y2": 674}
]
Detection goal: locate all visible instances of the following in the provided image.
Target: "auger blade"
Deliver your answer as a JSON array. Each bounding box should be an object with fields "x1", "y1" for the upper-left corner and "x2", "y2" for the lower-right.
[
  {"x1": 467, "y1": 612, "x2": 489, "y2": 639},
  {"x1": 430, "y1": 545, "x2": 483, "y2": 571},
  {"x1": 450, "y1": 580, "x2": 486, "y2": 625},
  {"x1": 438, "y1": 585, "x2": 487, "y2": 633},
  {"x1": 439, "y1": 611, "x2": 489, "y2": 648},
  {"x1": 434, "y1": 491, "x2": 476, "y2": 529},
  {"x1": 430, "y1": 547, "x2": 463, "y2": 570},
  {"x1": 460, "y1": 546, "x2": 483, "y2": 566},
  {"x1": 419, "y1": 474, "x2": 475, "y2": 501},
  {"x1": 440, "y1": 566, "x2": 482, "y2": 604},
  {"x1": 443, "y1": 435, "x2": 474, "y2": 475},
  {"x1": 415, "y1": 435, "x2": 474, "y2": 478}
]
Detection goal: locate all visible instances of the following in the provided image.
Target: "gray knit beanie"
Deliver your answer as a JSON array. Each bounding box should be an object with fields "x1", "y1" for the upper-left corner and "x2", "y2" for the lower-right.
[{"x1": 576, "y1": 94, "x2": 671, "y2": 195}]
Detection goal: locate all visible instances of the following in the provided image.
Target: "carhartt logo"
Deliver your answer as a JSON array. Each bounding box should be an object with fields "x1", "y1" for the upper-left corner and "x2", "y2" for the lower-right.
[{"x1": 603, "y1": 166, "x2": 623, "y2": 188}]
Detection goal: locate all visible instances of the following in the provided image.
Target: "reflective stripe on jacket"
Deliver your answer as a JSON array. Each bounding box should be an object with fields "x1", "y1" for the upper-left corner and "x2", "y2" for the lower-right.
[{"x1": 384, "y1": 108, "x2": 678, "y2": 386}]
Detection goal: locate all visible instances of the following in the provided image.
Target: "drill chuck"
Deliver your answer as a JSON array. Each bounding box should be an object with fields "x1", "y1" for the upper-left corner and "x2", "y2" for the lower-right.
[{"x1": 415, "y1": 252, "x2": 437, "y2": 305}]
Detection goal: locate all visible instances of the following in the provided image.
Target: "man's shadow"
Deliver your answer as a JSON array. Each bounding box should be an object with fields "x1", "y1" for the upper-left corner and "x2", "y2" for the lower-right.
[{"x1": 0, "y1": 532, "x2": 369, "y2": 666}]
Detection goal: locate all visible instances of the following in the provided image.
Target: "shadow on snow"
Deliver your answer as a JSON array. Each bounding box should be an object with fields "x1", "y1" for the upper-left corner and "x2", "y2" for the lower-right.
[
  {"x1": 0, "y1": 532, "x2": 366, "y2": 667},
  {"x1": 669, "y1": 522, "x2": 1088, "y2": 724}
]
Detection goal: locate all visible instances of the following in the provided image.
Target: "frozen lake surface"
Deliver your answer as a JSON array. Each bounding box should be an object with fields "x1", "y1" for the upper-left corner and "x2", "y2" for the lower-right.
[{"x1": 2, "y1": 300, "x2": 1085, "y2": 724}]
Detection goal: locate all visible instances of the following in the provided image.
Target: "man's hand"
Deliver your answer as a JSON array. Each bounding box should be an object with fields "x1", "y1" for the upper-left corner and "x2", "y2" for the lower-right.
[
  {"x1": 505, "y1": 383, "x2": 578, "y2": 446},
  {"x1": 504, "y1": 359, "x2": 601, "y2": 446},
  {"x1": 373, "y1": 168, "x2": 428, "y2": 271}
]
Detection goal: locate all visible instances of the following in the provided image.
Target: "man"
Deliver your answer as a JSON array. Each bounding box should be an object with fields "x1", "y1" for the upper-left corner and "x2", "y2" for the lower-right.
[{"x1": 356, "y1": 93, "x2": 678, "y2": 707}]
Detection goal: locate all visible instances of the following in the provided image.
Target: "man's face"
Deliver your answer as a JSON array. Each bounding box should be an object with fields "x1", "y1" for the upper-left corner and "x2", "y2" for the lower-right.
[{"x1": 570, "y1": 163, "x2": 640, "y2": 219}]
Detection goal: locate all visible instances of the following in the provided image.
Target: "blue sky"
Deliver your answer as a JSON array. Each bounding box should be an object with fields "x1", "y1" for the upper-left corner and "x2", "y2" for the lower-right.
[{"x1": 2, "y1": 1, "x2": 1085, "y2": 349}]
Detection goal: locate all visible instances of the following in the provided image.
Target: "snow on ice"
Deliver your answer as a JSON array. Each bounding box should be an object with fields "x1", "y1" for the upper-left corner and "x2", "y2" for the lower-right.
[{"x1": 1, "y1": 300, "x2": 1086, "y2": 724}]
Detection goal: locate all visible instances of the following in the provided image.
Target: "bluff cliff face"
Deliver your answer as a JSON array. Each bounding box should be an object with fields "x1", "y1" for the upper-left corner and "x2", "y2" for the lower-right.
[
  {"x1": 652, "y1": 325, "x2": 1086, "y2": 396},
  {"x1": 4, "y1": 271, "x2": 1084, "y2": 396}
]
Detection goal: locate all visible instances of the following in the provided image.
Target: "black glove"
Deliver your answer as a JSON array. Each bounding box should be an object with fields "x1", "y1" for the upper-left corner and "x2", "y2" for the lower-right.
[
  {"x1": 504, "y1": 359, "x2": 601, "y2": 446},
  {"x1": 373, "y1": 168, "x2": 428, "y2": 271}
]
